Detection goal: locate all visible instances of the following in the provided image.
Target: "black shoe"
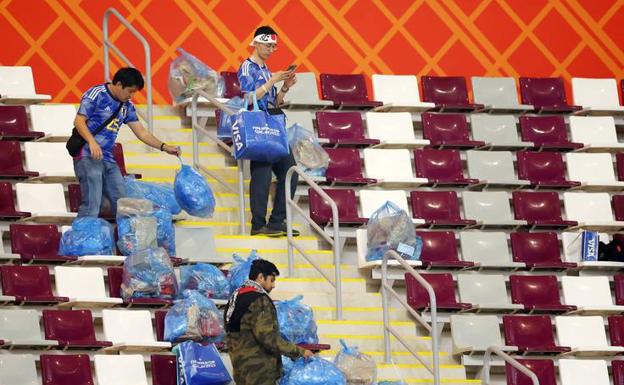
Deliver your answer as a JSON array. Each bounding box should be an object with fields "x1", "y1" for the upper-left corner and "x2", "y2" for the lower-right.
[
  {"x1": 250, "y1": 226, "x2": 284, "y2": 237},
  {"x1": 268, "y1": 223, "x2": 300, "y2": 237}
]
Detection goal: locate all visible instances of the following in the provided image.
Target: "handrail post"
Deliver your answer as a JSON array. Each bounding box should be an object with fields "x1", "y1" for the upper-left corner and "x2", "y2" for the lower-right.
[{"x1": 482, "y1": 346, "x2": 539, "y2": 385}]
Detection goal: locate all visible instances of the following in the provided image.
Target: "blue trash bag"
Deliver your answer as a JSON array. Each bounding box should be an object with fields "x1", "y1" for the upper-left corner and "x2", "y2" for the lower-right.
[
  {"x1": 124, "y1": 176, "x2": 181, "y2": 215},
  {"x1": 285, "y1": 357, "x2": 346, "y2": 385},
  {"x1": 287, "y1": 124, "x2": 329, "y2": 176},
  {"x1": 227, "y1": 250, "x2": 261, "y2": 294},
  {"x1": 174, "y1": 161, "x2": 216, "y2": 218},
  {"x1": 58, "y1": 217, "x2": 114, "y2": 256},
  {"x1": 168, "y1": 48, "x2": 225, "y2": 103},
  {"x1": 279, "y1": 356, "x2": 295, "y2": 385},
  {"x1": 275, "y1": 295, "x2": 319, "y2": 344},
  {"x1": 153, "y1": 205, "x2": 176, "y2": 257},
  {"x1": 179, "y1": 263, "x2": 230, "y2": 300},
  {"x1": 366, "y1": 201, "x2": 422, "y2": 262},
  {"x1": 217, "y1": 96, "x2": 246, "y2": 139},
  {"x1": 174, "y1": 341, "x2": 232, "y2": 385},
  {"x1": 121, "y1": 247, "x2": 178, "y2": 300},
  {"x1": 165, "y1": 290, "x2": 224, "y2": 342},
  {"x1": 116, "y1": 198, "x2": 158, "y2": 256},
  {"x1": 232, "y1": 91, "x2": 289, "y2": 163},
  {"x1": 334, "y1": 339, "x2": 377, "y2": 385}
]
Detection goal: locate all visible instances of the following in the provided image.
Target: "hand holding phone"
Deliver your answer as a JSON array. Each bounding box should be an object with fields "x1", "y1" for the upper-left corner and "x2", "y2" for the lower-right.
[{"x1": 286, "y1": 64, "x2": 297, "y2": 72}]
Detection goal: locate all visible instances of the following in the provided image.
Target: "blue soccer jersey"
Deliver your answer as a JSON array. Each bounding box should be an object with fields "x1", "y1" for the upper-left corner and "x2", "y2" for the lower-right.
[
  {"x1": 237, "y1": 58, "x2": 277, "y2": 111},
  {"x1": 76, "y1": 84, "x2": 139, "y2": 162}
]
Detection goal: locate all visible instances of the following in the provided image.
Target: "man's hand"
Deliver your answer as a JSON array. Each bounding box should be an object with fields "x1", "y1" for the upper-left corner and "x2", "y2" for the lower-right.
[
  {"x1": 162, "y1": 144, "x2": 181, "y2": 156},
  {"x1": 270, "y1": 70, "x2": 294, "y2": 84},
  {"x1": 302, "y1": 349, "x2": 314, "y2": 360},
  {"x1": 283, "y1": 74, "x2": 297, "y2": 89},
  {"x1": 89, "y1": 140, "x2": 103, "y2": 160}
]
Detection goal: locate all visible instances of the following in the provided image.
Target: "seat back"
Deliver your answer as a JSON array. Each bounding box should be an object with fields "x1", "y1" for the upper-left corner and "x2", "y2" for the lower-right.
[
  {"x1": 617, "y1": 153, "x2": 624, "y2": 181},
  {"x1": 363, "y1": 149, "x2": 415, "y2": 181},
  {"x1": 102, "y1": 309, "x2": 157, "y2": 343},
  {"x1": 516, "y1": 151, "x2": 568, "y2": 183},
  {"x1": 614, "y1": 360, "x2": 624, "y2": 385},
  {"x1": 94, "y1": 355, "x2": 149, "y2": 385},
  {"x1": 174, "y1": 227, "x2": 218, "y2": 262},
  {"x1": 10, "y1": 224, "x2": 60, "y2": 258},
  {"x1": 617, "y1": 274, "x2": 624, "y2": 306},
  {"x1": 221, "y1": 71, "x2": 242, "y2": 99},
  {"x1": 459, "y1": 231, "x2": 513, "y2": 265},
  {"x1": 0, "y1": 309, "x2": 45, "y2": 340},
  {"x1": 106, "y1": 267, "x2": 123, "y2": 299},
  {"x1": 506, "y1": 359, "x2": 556, "y2": 385},
  {"x1": 54, "y1": 266, "x2": 108, "y2": 299},
  {"x1": 41, "y1": 354, "x2": 94, "y2": 385},
  {"x1": 571, "y1": 77, "x2": 620, "y2": 107},
  {"x1": 608, "y1": 316, "x2": 624, "y2": 347},
  {"x1": 417, "y1": 231, "x2": 459, "y2": 263},
  {"x1": 42, "y1": 309, "x2": 98, "y2": 344},
  {"x1": 510, "y1": 275, "x2": 563, "y2": 307},
  {"x1": 520, "y1": 77, "x2": 569, "y2": 107},
  {"x1": 556, "y1": 315, "x2": 609, "y2": 348},
  {"x1": 154, "y1": 310, "x2": 167, "y2": 342},
  {"x1": 470, "y1": 114, "x2": 521, "y2": 145},
  {"x1": 308, "y1": 188, "x2": 359, "y2": 225},
  {"x1": 23, "y1": 142, "x2": 74, "y2": 176},
  {"x1": 510, "y1": 231, "x2": 561, "y2": 264},
  {"x1": 282, "y1": 72, "x2": 323, "y2": 103},
  {"x1": 151, "y1": 355, "x2": 177, "y2": 385},
  {"x1": 410, "y1": 191, "x2": 462, "y2": 221},
  {"x1": 0, "y1": 182, "x2": 19, "y2": 214},
  {"x1": 284, "y1": 110, "x2": 314, "y2": 132},
  {"x1": 566, "y1": 153, "x2": 617, "y2": 183},
  {"x1": 561, "y1": 276, "x2": 615, "y2": 307},
  {"x1": 0, "y1": 141, "x2": 28, "y2": 175},
  {"x1": 569, "y1": 116, "x2": 618, "y2": 145},
  {"x1": 422, "y1": 112, "x2": 471, "y2": 143},
  {"x1": 365, "y1": 112, "x2": 416, "y2": 142},
  {"x1": 0, "y1": 354, "x2": 38, "y2": 385},
  {"x1": 372, "y1": 74, "x2": 423, "y2": 106},
  {"x1": 457, "y1": 274, "x2": 509, "y2": 306},
  {"x1": 359, "y1": 189, "x2": 408, "y2": 218},
  {"x1": 559, "y1": 359, "x2": 609, "y2": 385},
  {"x1": 414, "y1": 149, "x2": 465, "y2": 181},
  {"x1": 519, "y1": 115, "x2": 569, "y2": 144},
  {"x1": 316, "y1": 111, "x2": 365, "y2": 141},
  {"x1": 421, "y1": 76, "x2": 470, "y2": 104},
  {"x1": 503, "y1": 315, "x2": 557, "y2": 348},
  {"x1": 0, "y1": 265, "x2": 55, "y2": 298},
  {"x1": 112, "y1": 143, "x2": 131, "y2": 177},
  {"x1": 450, "y1": 315, "x2": 503, "y2": 351},
  {"x1": 563, "y1": 192, "x2": 616, "y2": 222},
  {"x1": 405, "y1": 272, "x2": 459, "y2": 308},
  {"x1": 67, "y1": 183, "x2": 113, "y2": 217},
  {"x1": 512, "y1": 191, "x2": 564, "y2": 221},
  {"x1": 466, "y1": 150, "x2": 516, "y2": 181},
  {"x1": 462, "y1": 191, "x2": 513, "y2": 222},
  {"x1": 471, "y1": 76, "x2": 521, "y2": 106},
  {"x1": 15, "y1": 183, "x2": 69, "y2": 214},
  {"x1": 325, "y1": 148, "x2": 365, "y2": 180},
  {"x1": 0, "y1": 66, "x2": 38, "y2": 95},
  {"x1": 0, "y1": 106, "x2": 29, "y2": 135},
  {"x1": 320, "y1": 74, "x2": 370, "y2": 103},
  {"x1": 29, "y1": 104, "x2": 76, "y2": 138}
]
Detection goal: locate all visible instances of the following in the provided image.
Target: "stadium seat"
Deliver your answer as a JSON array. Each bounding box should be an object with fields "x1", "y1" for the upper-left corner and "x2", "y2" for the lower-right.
[
  {"x1": 101, "y1": 309, "x2": 171, "y2": 351},
  {"x1": 569, "y1": 116, "x2": 624, "y2": 152},
  {"x1": 561, "y1": 276, "x2": 624, "y2": 313},
  {"x1": 466, "y1": 150, "x2": 529, "y2": 188},
  {"x1": 0, "y1": 106, "x2": 44, "y2": 140},
  {"x1": 284, "y1": 110, "x2": 314, "y2": 132},
  {"x1": 510, "y1": 275, "x2": 575, "y2": 313},
  {"x1": 0, "y1": 141, "x2": 38, "y2": 179},
  {"x1": 358, "y1": 189, "x2": 411, "y2": 219},
  {"x1": 409, "y1": 191, "x2": 476, "y2": 228},
  {"x1": 0, "y1": 66, "x2": 51, "y2": 104},
  {"x1": 459, "y1": 231, "x2": 524, "y2": 269},
  {"x1": 556, "y1": 315, "x2": 624, "y2": 354},
  {"x1": 0, "y1": 265, "x2": 67, "y2": 304},
  {"x1": 221, "y1": 71, "x2": 242, "y2": 99},
  {"x1": 41, "y1": 354, "x2": 94, "y2": 385},
  {"x1": 417, "y1": 231, "x2": 473, "y2": 268},
  {"x1": 559, "y1": 359, "x2": 609, "y2": 385},
  {"x1": 371, "y1": 74, "x2": 435, "y2": 111},
  {"x1": 22, "y1": 142, "x2": 74, "y2": 181},
  {"x1": 0, "y1": 354, "x2": 38, "y2": 385},
  {"x1": 15, "y1": 183, "x2": 75, "y2": 223},
  {"x1": 42, "y1": 309, "x2": 112, "y2": 348},
  {"x1": 462, "y1": 191, "x2": 526, "y2": 228},
  {"x1": 566, "y1": 152, "x2": 624, "y2": 190},
  {"x1": 10, "y1": 224, "x2": 76, "y2": 263},
  {"x1": 470, "y1": 114, "x2": 531, "y2": 150},
  {"x1": 113, "y1": 143, "x2": 141, "y2": 179},
  {"x1": 608, "y1": 316, "x2": 624, "y2": 348},
  {"x1": 363, "y1": 149, "x2": 427, "y2": 186},
  {"x1": 563, "y1": 192, "x2": 624, "y2": 230},
  {"x1": 450, "y1": 315, "x2": 509, "y2": 354},
  {"x1": 54, "y1": 266, "x2": 122, "y2": 308},
  {"x1": 616, "y1": 274, "x2": 624, "y2": 305},
  {"x1": 308, "y1": 188, "x2": 366, "y2": 226},
  {"x1": 519, "y1": 77, "x2": 581, "y2": 113},
  {"x1": 0, "y1": 309, "x2": 58, "y2": 348},
  {"x1": 505, "y1": 359, "x2": 556, "y2": 385},
  {"x1": 107, "y1": 266, "x2": 173, "y2": 307},
  {"x1": 510, "y1": 231, "x2": 575, "y2": 269},
  {"x1": 512, "y1": 191, "x2": 577, "y2": 228},
  {"x1": 94, "y1": 354, "x2": 149, "y2": 385},
  {"x1": 613, "y1": 195, "x2": 624, "y2": 221},
  {"x1": 503, "y1": 315, "x2": 570, "y2": 353},
  {"x1": 421, "y1": 76, "x2": 484, "y2": 112},
  {"x1": 280, "y1": 72, "x2": 333, "y2": 109},
  {"x1": 151, "y1": 354, "x2": 177, "y2": 385},
  {"x1": 315, "y1": 111, "x2": 379, "y2": 147},
  {"x1": 29, "y1": 104, "x2": 76, "y2": 140},
  {"x1": 414, "y1": 149, "x2": 479, "y2": 186},
  {"x1": 0, "y1": 182, "x2": 30, "y2": 220},
  {"x1": 617, "y1": 153, "x2": 624, "y2": 181},
  {"x1": 67, "y1": 183, "x2": 114, "y2": 220},
  {"x1": 422, "y1": 112, "x2": 484, "y2": 148},
  {"x1": 571, "y1": 77, "x2": 624, "y2": 115},
  {"x1": 174, "y1": 226, "x2": 219, "y2": 263},
  {"x1": 457, "y1": 274, "x2": 523, "y2": 312},
  {"x1": 405, "y1": 272, "x2": 472, "y2": 311},
  {"x1": 560, "y1": 231, "x2": 619, "y2": 269},
  {"x1": 471, "y1": 76, "x2": 533, "y2": 112},
  {"x1": 324, "y1": 148, "x2": 376, "y2": 185},
  {"x1": 320, "y1": 74, "x2": 382, "y2": 109},
  {"x1": 519, "y1": 115, "x2": 582, "y2": 150},
  {"x1": 516, "y1": 151, "x2": 580, "y2": 188},
  {"x1": 614, "y1": 360, "x2": 624, "y2": 385},
  {"x1": 365, "y1": 111, "x2": 429, "y2": 148},
  {"x1": 154, "y1": 310, "x2": 167, "y2": 342}
]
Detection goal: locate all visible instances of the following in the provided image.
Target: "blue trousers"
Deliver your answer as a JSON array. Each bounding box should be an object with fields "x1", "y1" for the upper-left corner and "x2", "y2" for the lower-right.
[{"x1": 73, "y1": 157, "x2": 126, "y2": 217}]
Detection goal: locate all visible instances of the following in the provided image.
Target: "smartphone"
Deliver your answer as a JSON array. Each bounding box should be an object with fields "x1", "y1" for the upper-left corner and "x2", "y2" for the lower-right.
[{"x1": 286, "y1": 64, "x2": 297, "y2": 72}]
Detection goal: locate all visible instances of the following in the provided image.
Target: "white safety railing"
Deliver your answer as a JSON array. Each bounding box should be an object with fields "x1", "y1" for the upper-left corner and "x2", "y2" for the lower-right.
[
  {"x1": 381, "y1": 250, "x2": 440, "y2": 385},
  {"x1": 482, "y1": 346, "x2": 539, "y2": 385},
  {"x1": 102, "y1": 8, "x2": 153, "y2": 135},
  {"x1": 285, "y1": 166, "x2": 343, "y2": 320}
]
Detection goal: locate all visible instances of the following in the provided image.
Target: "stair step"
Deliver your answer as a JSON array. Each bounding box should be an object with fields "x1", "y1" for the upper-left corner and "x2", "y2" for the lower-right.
[
  {"x1": 316, "y1": 320, "x2": 418, "y2": 337},
  {"x1": 318, "y1": 350, "x2": 455, "y2": 365},
  {"x1": 216, "y1": 248, "x2": 334, "y2": 264},
  {"x1": 273, "y1": 277, "x2": 366, "y2": 293},
  {"x1": 318, "y1": 334, "x2": 431, "y2": 352},
  {"x1": 125, "y1": 152, "x2": 227, "y2": 167},
  {"x1": 126, "y1": 164, "x2": 239, "y2": 179},
  {"x1": 308, "y1": 306, "x2": 411, "y2": 321},
  {"x1": 176, "y1": 220, "x2": 313, "y2": 236},
  {"x1": 120, "y1": 139, "x2": 224, "y2": 154},
  {"x1": 376, "y1": 363, "x2": 467, "y2": 381},
  {"x1": 138, "y1": 116, "x2": 182, "y2": 130},
  {"x1": 214, "y1": 235, "x2": 320, "y2": 250}
]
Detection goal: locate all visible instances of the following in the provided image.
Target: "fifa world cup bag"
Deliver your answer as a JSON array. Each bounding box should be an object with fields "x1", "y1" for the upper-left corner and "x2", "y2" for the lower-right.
[{"x1": 232, "y1": 91, "x2": 289, "y2": 163}]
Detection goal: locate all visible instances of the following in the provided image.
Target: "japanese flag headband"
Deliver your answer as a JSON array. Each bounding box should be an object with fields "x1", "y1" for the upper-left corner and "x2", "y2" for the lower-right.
[{"x1": 250, "y1": 33, "x2": 277, "y2": 46}]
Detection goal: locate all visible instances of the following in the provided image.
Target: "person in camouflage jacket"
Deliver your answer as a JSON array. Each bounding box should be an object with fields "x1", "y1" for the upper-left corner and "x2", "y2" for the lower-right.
[{"x1": 224, "y1": 259, "x2": 313, "y2": 385}]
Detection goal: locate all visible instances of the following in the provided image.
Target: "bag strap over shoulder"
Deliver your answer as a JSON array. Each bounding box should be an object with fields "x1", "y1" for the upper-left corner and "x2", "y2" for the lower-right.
[
  {"x1": 251, "y1": 90, "x2": 260, "y2": 112},
  {"x1": 92, "y1": 101, "x2": 123, "y2": 137}
]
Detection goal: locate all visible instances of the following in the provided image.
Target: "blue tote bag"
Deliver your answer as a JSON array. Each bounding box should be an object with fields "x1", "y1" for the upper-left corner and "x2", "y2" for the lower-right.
[
  {"x1": 175, "y1": 341, "x2": 232, "y2": 385},
  {"x1": 232, "y1": 91, "x2": 289, "y2": 163}
]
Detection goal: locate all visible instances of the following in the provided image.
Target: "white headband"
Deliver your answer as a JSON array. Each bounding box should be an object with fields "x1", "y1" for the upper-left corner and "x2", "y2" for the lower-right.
[{"x1": 250, "y1": 33, "x2": 277, "y2": 46}]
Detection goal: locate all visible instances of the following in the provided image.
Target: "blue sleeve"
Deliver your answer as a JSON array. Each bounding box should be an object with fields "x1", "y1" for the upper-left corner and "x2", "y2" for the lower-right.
[
  {"x1": 77, "y1": 92, "x2": 97, "y2": 118},
  {"x1": 124, "y1": 102, "x2": 139, "y2": 123},
  {"x1": 238, "y1": 62, "x2": 257, "y2": 94}
]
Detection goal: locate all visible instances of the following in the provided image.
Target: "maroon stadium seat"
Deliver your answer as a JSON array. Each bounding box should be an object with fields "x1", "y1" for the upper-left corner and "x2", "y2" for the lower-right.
[
  {"x1": 405, "y1": 272, "x2": 472, "y2": 311},
  {"x1": 10, "y1": 224, "x2": 76, "y2": 262},
  {"x1": 67, "y1": 184, "x2": 114, "y2": 220},
  {"x1": 107, "y1": 266, "x2": 172, "y2": 307},
  {"x1": 0, "y1": 106, "x2": 44, "y2": 140},
  {"x1": 320, "y1": 74, "x2": 382, "y2": 109},
  {"x1": 512, "y1": 191, "x2": 577, "y2": 228},
  {"x1": 421, "y1": 112, "x2": 484, "y2": 148},
  {"x1": 113, "y1": 143, "x2": 141, "y2": 179},
  {"x1": 41, "y1": 354, "x2": 94, "y2": 385},
  {"x1": 420, "y1": 76, "x2": 484, "y2": 112},
  {"x1": 0, "y1": 182, "x2": 30, "y2": 220},
  {"x1": 503, "y1": 315, "x2": 570, "y2": 353},
  {"x1": 613, "y1": 360, "x2": 624, "y2": 385},
  {"x1": 519, "y1": 115, "x2": 581, "y2": 151},
  {"x1": 221, "y1": 71, "x2": 242, "y2": 99},
  {"x1": 315, "y1": 111, "x2": 379, "y2": 147},
  {"x1": 414, "y1": 149, "x2": 478, "y2": 186},
  {"x1": 510, "y1": 232, "x2": 575, "y2": 270},
  {"x1": 0, "y1": 141, "x2": 38, "y2": 179},
  {"x1": 151, "y1": 354, "x2": 177, "y2": 385},
  {"x1": 506, "y1": 359, "x2": 557, "y2": 385},
  {"x1": 308, "y1": 188, "x2": 366, "y2": 226},
  {"x1": 324, "y1": 148, "x2": 376, "y2": 185},
  {"x1": 510, "y1": 274, "x2": 575, "y2": 313},
  {"x1": 0, "y1": 265, "x2": 68, "y2": 304},
  {"x1": 417, "y1": 231, "x2": 473, "y2": 268},
  {"x1": 516, "y1": 151, "x2": 580, "y2": 188},
  {"x1": 42, "y1": 309, "x2": 112, "y2": 348},
  {"x1": 519, "y1": 77, "x2": 581, "y2": 113},
  {"x1": 614, "y1": 274, "x2": 624, "y2": 306},
  {"x1": 410, "y1": 191, "x2": 476, "y2": 227}
]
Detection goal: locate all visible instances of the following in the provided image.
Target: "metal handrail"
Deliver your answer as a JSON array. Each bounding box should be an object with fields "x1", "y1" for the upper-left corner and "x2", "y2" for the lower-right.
[
  {"x1": 102, "y1": 8, "x2": 153, "y2": 134},
  {"x1": 482, "y1": 346, "x2": 539, "y2": 385},
  {"x1": 190, "y1": 90, "x2": 246, "y2": 234},
  {"x1": 285, "y1": 166, "x2": 343, "y2": 320},
  {"x1": 381, "y1": 250, "x2": 440, "y2": 385}
]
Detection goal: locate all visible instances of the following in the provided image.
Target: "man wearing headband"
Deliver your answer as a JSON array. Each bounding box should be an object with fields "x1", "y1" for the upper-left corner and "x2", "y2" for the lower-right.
[{"x1": 238, "y1": 25, "x2": 300, "y2": 237}]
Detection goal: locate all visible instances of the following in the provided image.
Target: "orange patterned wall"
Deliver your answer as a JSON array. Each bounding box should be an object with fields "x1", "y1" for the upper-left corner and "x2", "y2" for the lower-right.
[{"x1": 1, "y1": 0, "x2": 623, "y2": 104}]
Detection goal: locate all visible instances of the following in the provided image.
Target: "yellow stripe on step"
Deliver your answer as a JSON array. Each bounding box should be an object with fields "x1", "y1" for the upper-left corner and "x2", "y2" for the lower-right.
[
  {"x1": 311, "y1": 306, "x2": 399, "y2": 312},
  {"x1": 126, "y1": 140, "x2": 214, "y2": 146},
  {"x1": 176, "y1": 221, "x2": 303, "y2": 227},
  {"x1": 140, "y1": 178, "x2": 248, "y2": 185},
  {"x1": 216, "y1": 247, "x2": 331, "y2": 254},
  {"x1": 378, "y1": 380, "x2": 480, "y2": 384},
  {"x1": 124, "y1": 152, "x2": 222, "y2": 158},
  {"x1": 320, "y1": 334, "x2": 431, "y2": 340},
  {"x1": 216, "y1": 235, "x2": 317, "y2": 240},
  {"x1": 317, "y1": 319, "x2": 411, "y2": 325},
  {"x1": 320, "y1": 350, "x2": 447, "y2": 356},
  {"x1": 377, "y1": 364, "x2": 462, "y2": 369},
  {"x1": 126, "y1": 164, "x2": 237, "y2": 170},
  {"x1": 279, "y1": 277, "x2": 364, "y2": 282}
]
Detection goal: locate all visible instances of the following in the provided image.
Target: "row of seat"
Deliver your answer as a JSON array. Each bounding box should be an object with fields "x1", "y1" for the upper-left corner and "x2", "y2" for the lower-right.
[
  {"x1": 0, "y1": 104, "x2": 76, "y2": 140},
  {"x1": 506, "y1": 358, "x2": 623, "y2": 385}
]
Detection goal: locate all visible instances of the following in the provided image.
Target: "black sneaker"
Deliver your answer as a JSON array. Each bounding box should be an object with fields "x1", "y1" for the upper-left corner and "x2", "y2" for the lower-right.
[
  {"x1": 268, "y1": 223, "x2": 300, "y2": 237},
  {"x1": 250, "y1": 226, "x2": 284, "y2": 237}
]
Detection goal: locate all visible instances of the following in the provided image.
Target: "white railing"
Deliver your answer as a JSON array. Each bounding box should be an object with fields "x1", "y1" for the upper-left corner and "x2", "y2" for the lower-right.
[
  {"x1": 285, "y1": 166, "x2": 343, "y2": 320},
  {"x1": 482, "y1": 346, "x2": 539, "y2": 385},
  {"x1": 381, "y1": 250, "x2": 440, "y2": 385},
  {"x1": 102, "y1": 8, "x2": 153, "y2": 135}
]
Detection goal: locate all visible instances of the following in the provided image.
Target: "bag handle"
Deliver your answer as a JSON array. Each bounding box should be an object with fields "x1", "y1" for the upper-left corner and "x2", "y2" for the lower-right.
[{"x1": 252, "y1": 90, "x2": 260, "y2": 112}]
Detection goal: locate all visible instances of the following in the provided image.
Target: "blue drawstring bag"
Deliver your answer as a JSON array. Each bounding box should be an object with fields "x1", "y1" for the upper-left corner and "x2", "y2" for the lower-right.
[
  {"x1": 287, "y1": 124, "x2": 329, "y2": 177},
  {"x1": 285, "y1": 357, "x2": 346, "y2": 385},
  {"x1": 232, "y1": 91, "x2": 289, "y2": 163},
  {"x1": 153, "y1": 205, "x2": 176, "y2": 257},
  {"x1": 121, "y1": 247, "x2": 178, "y2": 300},
  {"x1": 227, "y1": 251, "x2": 261, "y2": 294},
  {"x1": 334, "y1": 339, "x2": 377, "y2": 385},
  {"x1": 180, "y1": 263, "x2": 230, "y2": 300},
  {"x1": 174, "y1": 341, "x2": 231, "y2": 385},
  {"x1": 165, "y1": 290, "x2": 224, "y2": 342},
  {"x1": 124, "y1": 176, "x2": 181, "y2": 215},
  {"x1": 366, "y1": 201, "x2": 423, "y2": 262},
  {"x1": 275, "y1": 295, "x2": 319, "y2": 344},
  {"x1": 174, "y1": 160, "x2": 216, "y2": 218},
  {"x1": 217, "y1": 96, "x2": 246, "y2": 139},
  {"x1": 59, "y1": 217, "x2": 114, "y2": 256}
]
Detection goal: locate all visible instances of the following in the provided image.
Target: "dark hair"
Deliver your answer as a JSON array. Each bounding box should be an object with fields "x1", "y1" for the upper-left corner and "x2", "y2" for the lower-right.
[
  {"x1": 254, "y1": 25, "x2": 278, "y2": 37},
  {"x1": 249, "y1": 259, "x2": 280, "y2": 280},
  {"x1": 112, "y1": 67, "x2": 144, "y2": 90}
]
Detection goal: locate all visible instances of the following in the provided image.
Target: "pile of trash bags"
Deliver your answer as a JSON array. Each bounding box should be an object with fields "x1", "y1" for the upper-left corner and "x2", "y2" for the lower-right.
[
  {"x1": 227, "y1": 250, "x2": 261, "y2": 294},
  {"x1": 282, "y1": 357, "x2": 346, "y2": 385},
  {"x1": 124, "y1": 176, "x2": 181, "y2": 215},
  {"x1": 116, "y1": 198, "x2": 175, "y2": 257},
  {"x1": 58, "y1": 217, "x2": 114, "y2": 256},
  {"x1": 334, "y1": 340, "x2": 377, "y2": 385},
  {"x1": 179, "y1": 263, "x2": 230, "y2": 300},
  {"x1": 174, "y1": 161, "x2": 216, "y2": 218},
  {"x1": 276, "y1": 295, "x2": 319, "y2": 344},
  {"x1": 120, "y1": 247, "x2": 178, "y2": 300},
  {"x1": 288, "y1": 124, "x2": 330, "y2": 177},
  {"x1": 168, "y1": 48, "x2": 224, "y2": 103},
  {"x1": 164, "y1": 290, "x2": 224, "y2": 342},
  {"x1": 366, "y1": 201, "x2": 422, "y2": 262}
]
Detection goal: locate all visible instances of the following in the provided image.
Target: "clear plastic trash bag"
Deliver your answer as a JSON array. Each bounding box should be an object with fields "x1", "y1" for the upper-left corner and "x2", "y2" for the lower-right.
[
  {"x1": 124, "y1": 176, "x2": 181, "y2": 215},
  {"x1": 58, "y1": 217, "x2": 114, "y2": 256},
  {"x1": 287, "y1": 124, "x2": 330, "y2": 175},
  {"x1": 284, "y1": 357, "x2": 346, "y2": 385},
  {"x1": 227, "y1": 250, "x2": 261, "y2": 294},
  {"x1": 275, "y1": 295, "x2": 319, "y2": 344},
  {"x1": 179, "y1": 263, "x2": 230, "y2": 300},
  {"x1": 121, "y1": 247, "x2": 178, "y2": 300},
  {"x1": 116, "y1": 198, "x2": 175, "y2": 256},
  {"x1": 366, "y1": 201, "x2": 422, "y2": 262},
  {"x1": 334, "y1": 339, "x2": 377, "y2": 385},
  {"x1": 164, "y1": 290, "x2": 224, "y2": 342},
  {"x1": 174, "y1": 161, "x2": 216, "y2": 218},
  {"x1": 168, "y1": 48, "x2": 225, "y2": 103}
]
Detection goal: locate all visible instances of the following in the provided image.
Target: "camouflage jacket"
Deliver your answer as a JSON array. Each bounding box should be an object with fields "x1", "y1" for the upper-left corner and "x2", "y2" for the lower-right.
[{"x1": 225, "y1": 292, "x2": 304, "y2": 385}]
